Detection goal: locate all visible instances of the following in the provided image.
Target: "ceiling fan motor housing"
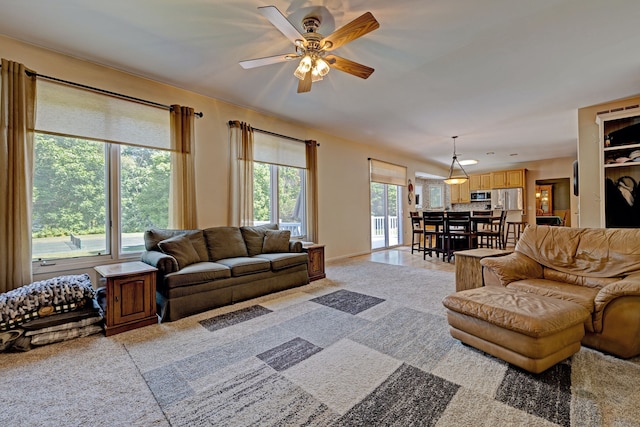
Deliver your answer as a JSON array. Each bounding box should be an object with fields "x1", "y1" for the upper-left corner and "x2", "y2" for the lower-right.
[{"x1": 302, "y1": 17, "x2": 320, "y2": 33}]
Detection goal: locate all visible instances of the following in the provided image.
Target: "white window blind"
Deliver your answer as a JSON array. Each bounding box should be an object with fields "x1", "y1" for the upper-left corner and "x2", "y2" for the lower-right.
[
  {"x1": 35, "y1": 79, "x2": 171, "y2": 150},
  {"x1": 254, "y1": 132, "x2": 306, "y2": 168},
  {"x1": 369, "y1": 159, "x2": 407, "y2": 186}
]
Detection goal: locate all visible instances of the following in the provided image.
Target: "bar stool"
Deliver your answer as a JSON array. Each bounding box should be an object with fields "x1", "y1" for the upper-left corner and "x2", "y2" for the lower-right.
[
  {"x1": 410, "y1": 213, "x2": 424, "y2": 254},
  {"x1": 505, "y1": 220, "x2": 526, "y2": 248},
  {"x1": 422, "y1": 211, "x2": 445, "y2": 260}
]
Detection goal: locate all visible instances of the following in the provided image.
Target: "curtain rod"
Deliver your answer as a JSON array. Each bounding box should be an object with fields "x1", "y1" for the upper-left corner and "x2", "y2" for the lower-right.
[
  {"x1": 228, "y1": 121, "x2": 319, "y2": 146},
  {"x1": 12, "y1": 68, "x2": 203, "y2": 118}
]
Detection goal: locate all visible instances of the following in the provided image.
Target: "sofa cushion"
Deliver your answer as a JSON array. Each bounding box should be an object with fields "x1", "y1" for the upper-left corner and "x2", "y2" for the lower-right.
[
  {"x1": 543, "y1": 268, "x2": 621, "y2": 289},
  {"x1": 145, "y1": 229, "x2": 208, "y2": 262},
  {"x1": 516, "y1": 225, "x2": 640, "y2": 277},
  {"x1": 164, "y1": 262, "x2": 231, "y2": 289},
  {"x1": 506, "y1": 279, "x2": 599, "y2": 313},
  {"x1": 254, "y1": 253, "x2": 308, "y2": 271},
  {"x1": 241, "y1": 224, "x2": 278, "y2": 256},
  {"x1": 216, "y1": 257, "x2": 271, "y2": 276},
  {"x1": 262, "y1": 230, "x2": 291, "y2": 253},
  {"x1": 506, "y1": 278, "x2": 599, "y2": 333},
  {"x1": 158, "y1": 234, "x2": 201, "y2": 270},
  {"x1": 204, "y1": 227, "x2": 249, "y2": 261}
]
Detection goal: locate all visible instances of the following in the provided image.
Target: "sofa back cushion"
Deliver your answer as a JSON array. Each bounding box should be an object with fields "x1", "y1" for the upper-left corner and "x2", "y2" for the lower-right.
[
  {"x1": 158, "y1": 234, "x2": 201, "y2": 270},
  {"x1": 145, "y1": 229, "x2": 208, "y2": 262},
  {"x1": 516, "y1": 225, "x2": 640, "y2": 278},
  {"x1": 262, "y1": 230, "x2": 291, "y2": 253},
  {"x1": 240, "y1": 224, "x2": 279, "y2": 256},
  {"x1": 543, "y1": 268, "x2": 622, "y2": 289},
  {"x1": 204, "y1": 226, "x2": 249, "y2": 261}
]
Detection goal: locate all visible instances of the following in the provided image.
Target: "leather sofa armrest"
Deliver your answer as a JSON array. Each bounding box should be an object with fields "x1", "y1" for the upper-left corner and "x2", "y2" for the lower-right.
[
  {"x1": 479, "y1": 252, "x2": 543, "y2": 287},
  {"x1": 593, "y1": 276, "x2": 640, "y2": 332},
  {"x1": 289, "y1": 240, "x2": 303, "y2": 252},
  {"x1": 141, "y1": 250, "x2": 178, "y2": 275}
]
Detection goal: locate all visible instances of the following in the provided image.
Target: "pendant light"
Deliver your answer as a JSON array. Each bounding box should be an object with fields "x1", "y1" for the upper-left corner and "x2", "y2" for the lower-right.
[{"x1": 443, "y1": 136, "x2": 469, "y2": 185}]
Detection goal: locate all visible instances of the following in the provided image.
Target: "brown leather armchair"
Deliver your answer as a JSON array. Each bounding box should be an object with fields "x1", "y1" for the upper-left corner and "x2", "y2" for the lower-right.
[{"x1": 481, "y1": 225, "x2": 640, "y2": 358}]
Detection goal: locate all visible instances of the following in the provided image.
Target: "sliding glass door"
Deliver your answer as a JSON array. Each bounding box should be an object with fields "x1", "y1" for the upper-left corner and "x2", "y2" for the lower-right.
[{"x1": 371, "y1": 182, "x2": 401, "y2": 249}]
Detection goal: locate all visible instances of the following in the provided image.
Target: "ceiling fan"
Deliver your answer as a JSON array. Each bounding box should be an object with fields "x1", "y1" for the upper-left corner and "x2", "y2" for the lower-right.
[{"x1": 239, "y1": 6, "x2": 379, "y2": 93}]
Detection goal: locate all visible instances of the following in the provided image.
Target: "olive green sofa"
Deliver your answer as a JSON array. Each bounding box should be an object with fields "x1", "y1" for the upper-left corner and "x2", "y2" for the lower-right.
[{"x1": 141, "y1": 224, "x2": 309, "y2": 322}]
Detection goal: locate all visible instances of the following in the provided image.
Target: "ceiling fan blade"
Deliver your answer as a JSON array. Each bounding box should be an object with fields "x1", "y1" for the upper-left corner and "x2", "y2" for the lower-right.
[
  {"x1": 297, "y1": 72, "x2": 312, "y2": 93},
  {"x1": 321, "y1": 12, "x2": 379, "y2": 51},
  {"x1": 239, "y1": 54, "x2": 296, "y2": 69},
  {"x1": 325, "y1": 55, "x2": 374, "y2": 79},
  {"x1": 258, "y1": 6, "x2": 304, "y2": 46}
]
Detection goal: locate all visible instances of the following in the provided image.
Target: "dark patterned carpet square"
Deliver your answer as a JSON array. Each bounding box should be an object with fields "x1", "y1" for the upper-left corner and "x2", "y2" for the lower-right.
[
  {"x1": 496, "y1": 362, "x2": 572, "y2": 426},
  {"x1": 257, "y1": 337, "x2": 323, "y2": 371},
  {"x1": 310, "y1": 289, "x2": 385, "y2": 315},
  {"x1": 199, "y1": 305, "x2": 272, "y2": 331},
  {"x1": 336, "y1": 363, "x2": 459, "y2": 426}
]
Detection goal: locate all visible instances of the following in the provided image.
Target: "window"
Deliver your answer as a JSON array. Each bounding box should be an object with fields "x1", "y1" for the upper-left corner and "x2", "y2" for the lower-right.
[
  {"x1": 428, "y1": 184, "x2": 444, "y2": 209},
  {"x1": 119, "y1": 145, "x2": 171, "y2": 253},
  {"x1": 32, "y1": 79, "x2": 171, "y2": 265},
  {"x1": 32, "y1": 135, "x2": 107, "y2": 259},
  {"x1": 252, "y1": 133, "x2": 307, "y2": 237},
  {"x1": 32, "y1": 135, "x2": 170, "y2": 261},
  {"x1": 253, "y1": 163, "x2": 306, "y2": 236}
]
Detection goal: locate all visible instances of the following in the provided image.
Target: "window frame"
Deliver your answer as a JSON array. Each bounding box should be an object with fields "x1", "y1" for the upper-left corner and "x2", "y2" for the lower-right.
[
  {"x1": 32, "y1": 136, "x2": 169, "y2": 274},
  {"x1": 31, "y1": 79, "x2": 173, "y2": 274},
  {"x1": 254, "y1": 161, "x2": 308, "y2": 239}
]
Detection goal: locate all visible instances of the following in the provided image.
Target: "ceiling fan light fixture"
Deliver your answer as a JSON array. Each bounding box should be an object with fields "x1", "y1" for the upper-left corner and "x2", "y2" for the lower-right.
[
  {"x1": 315, "y1": 57, "x2": 330, "y2": 76},
  {"x1": 294, "y1": 55, "x2": 313, "y2": 80},
  {"x1": 311, "y1": 68, "x2": 323, "y2": 82},
  {"x1": 443, "y1": 136, "x2": 469, "y2": 185}
]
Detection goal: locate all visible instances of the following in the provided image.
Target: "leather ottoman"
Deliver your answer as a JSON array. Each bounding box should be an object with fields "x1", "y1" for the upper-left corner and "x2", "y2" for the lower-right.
[{"x1": 442, "y1": 287, "x2": 590, "y2": 373}]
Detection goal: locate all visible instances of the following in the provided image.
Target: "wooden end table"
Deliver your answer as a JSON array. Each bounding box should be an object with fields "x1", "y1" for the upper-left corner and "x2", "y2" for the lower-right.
[
  {"x1": 302, "y1": 243, "x2": 326, "y2": 281},
  {"x1": 455, "y1": 248, "x2": 511, "y2": 292},
  {"x1": 94, "y1": 261, "x2": 158, "y2": 336}
]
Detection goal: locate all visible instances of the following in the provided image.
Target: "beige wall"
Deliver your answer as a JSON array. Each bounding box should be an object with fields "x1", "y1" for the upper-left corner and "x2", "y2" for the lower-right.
[
  {"x1": 2, "y1": 35, "x2": 448, "y2": 277},
  {"x1": 578, "y1": 95, "x2": 640, "y2": 227}
]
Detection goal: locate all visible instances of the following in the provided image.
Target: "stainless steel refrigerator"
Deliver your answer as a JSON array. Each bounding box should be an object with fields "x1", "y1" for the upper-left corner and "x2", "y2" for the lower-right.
[{"x1": 491, "y1": 188, "x2": 524, "y2": 211}]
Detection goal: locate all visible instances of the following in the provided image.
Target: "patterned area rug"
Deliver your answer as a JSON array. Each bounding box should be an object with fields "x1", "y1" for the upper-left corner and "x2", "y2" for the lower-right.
[{"x1": 1, "y1": 259, "x2": 639, "y2": 426}]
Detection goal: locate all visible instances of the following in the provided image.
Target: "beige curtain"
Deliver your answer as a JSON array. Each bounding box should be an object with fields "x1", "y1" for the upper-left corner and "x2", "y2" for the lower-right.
[
  {"x1": 305, "y1": 140, "x2": 319, "y2": 243},
  {"x1": 0, "y1": 59, "x2": 36, "y2": 292},
  {"x1": 228, "y1": 121, "x2": 254, "y2": 226},
  {"x1": 169, "y1": 105, "x2": 197, "y2": 229}
]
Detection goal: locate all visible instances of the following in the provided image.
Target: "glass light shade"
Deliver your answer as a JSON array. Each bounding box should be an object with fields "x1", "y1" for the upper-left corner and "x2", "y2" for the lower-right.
[
  {"x1": 315, "y1": 57, "x2": 330, "y2": 76},
  {"x1": 293, "y1": 56, "x2": 312, "y2": 80},
  {"x1": 311, "y1": 69, "x2": 323, "y2": 82},
  {"x1": 443, "y1": 177, "x2": 468, "y2": 185}
]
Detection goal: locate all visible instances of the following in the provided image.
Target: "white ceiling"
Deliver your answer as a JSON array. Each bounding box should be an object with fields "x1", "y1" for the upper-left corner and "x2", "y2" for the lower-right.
[{"x1": 2, "y1": 0, "x2": 640, "y2": 173}]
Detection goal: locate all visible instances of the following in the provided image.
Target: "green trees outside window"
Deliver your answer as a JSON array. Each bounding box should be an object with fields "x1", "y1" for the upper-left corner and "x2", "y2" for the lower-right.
[
  {"x1": 32, "y1": 134, "x2": 170, "y2": 260},
  {"x1": 253, "y1": 162, "x2": 305, "y2": 236}
]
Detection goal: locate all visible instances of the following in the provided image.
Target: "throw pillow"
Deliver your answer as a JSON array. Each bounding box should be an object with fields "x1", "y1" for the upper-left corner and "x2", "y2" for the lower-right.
[
  {"x1": 240, "y1": 224, "x2": 278, "y2": 256},
  {"x1": 262, "y1": 230, "x2": 291, "y2": 253},
  {"x1": 158, "y1": 234, "x2": 200, "y2": 270},
  {"x1": 203, "y1": 227, "x2": 249, "y2": 261},
  {"x1": 145, "y1": 229, "x2": 208, "y2": 262}
]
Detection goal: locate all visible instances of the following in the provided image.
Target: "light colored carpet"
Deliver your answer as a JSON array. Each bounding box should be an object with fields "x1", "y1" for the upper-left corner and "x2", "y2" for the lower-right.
[{"x1": 1, "y1": 258, "x2": 639, "y2": 427}]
